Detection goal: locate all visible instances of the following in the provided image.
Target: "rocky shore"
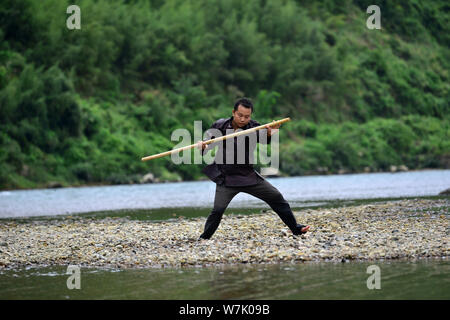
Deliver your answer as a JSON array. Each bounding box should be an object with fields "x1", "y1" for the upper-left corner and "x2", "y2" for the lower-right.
[{"x1": 0, "y1": 199, "x2": 448, "y2": 269}]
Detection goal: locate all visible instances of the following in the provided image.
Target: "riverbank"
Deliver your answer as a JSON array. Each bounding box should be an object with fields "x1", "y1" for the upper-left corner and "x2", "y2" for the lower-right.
[
  {"x1": 2, "y1": 167, "x2": 448, "y2": 192},
  {"x1": 1, "y1": 198, "x2": 448, "y2": 269}
]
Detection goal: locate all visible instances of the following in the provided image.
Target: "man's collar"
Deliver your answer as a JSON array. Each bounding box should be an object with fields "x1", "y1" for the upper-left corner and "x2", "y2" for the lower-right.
[{"x1": 226, "y1": 116, "x2": 233, "y2": 129}]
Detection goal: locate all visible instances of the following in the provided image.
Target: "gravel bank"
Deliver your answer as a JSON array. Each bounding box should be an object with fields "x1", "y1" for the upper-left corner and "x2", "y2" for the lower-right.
[{"x1": 0, "y1": 199, "x2": 448, "y2": 269}]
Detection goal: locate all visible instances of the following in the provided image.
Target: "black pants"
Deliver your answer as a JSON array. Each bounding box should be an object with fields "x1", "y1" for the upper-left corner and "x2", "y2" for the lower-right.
[{"x1": 200, "y1": 179, "x2": 305, "y2": 239}]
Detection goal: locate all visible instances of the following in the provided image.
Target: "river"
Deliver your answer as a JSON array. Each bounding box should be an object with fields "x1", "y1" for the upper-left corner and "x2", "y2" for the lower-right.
[
  {"x1": 0, "y1": 169, "x2": 449, "y2": 218},
  {"x1": 0, "y1": 259, "x2": 448, "y2": 299}
]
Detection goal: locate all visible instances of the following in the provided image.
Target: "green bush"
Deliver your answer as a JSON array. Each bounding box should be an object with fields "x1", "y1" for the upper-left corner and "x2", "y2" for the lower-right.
[{"x1": 0, "y1": 0, "x2": 448, "y2": 189}]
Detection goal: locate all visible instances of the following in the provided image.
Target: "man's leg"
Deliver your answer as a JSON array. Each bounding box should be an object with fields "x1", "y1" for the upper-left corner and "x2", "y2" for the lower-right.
[
  {"x1": 242, "y1": 180, "x2": 309, "y2": 235},
  {"x1": 199, "y1": 184, "x2": 240, "y2": 239}
]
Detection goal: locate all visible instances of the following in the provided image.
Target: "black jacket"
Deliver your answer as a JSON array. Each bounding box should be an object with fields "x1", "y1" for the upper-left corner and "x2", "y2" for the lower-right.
[{"x1": 201, "y1": 116, "x2": 271, "y2": 186}]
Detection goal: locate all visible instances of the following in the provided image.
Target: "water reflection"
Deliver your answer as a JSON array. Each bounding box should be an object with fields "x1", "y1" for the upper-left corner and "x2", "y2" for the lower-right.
[{"x1": 0, "y1": 259, "x2": 448, "y2": 299}]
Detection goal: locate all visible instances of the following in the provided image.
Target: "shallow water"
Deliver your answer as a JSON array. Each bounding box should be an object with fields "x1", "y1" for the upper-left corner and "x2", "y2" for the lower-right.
[
  {"x1": 1, "y1": 169, "x2": 449, "y2": 218},
  {"x1": 0, "y1": 259, "x2": 448, "y2": 299}
]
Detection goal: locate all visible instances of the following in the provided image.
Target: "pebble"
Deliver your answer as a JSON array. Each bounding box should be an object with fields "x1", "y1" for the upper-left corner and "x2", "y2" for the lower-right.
[{"x1": 0, "y1": 199, "x2": 448, "y2": 269}]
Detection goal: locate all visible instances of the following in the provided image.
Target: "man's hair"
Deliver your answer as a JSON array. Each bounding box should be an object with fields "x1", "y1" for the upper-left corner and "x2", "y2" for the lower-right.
[{"x1": 234, "y1": 97, "x2": 254, "y2": 113}]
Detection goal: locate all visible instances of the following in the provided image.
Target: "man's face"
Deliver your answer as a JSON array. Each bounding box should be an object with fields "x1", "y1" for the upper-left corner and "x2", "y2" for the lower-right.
[{"x1": 232, "y1": 105, "x2": 252, "y2": 128}]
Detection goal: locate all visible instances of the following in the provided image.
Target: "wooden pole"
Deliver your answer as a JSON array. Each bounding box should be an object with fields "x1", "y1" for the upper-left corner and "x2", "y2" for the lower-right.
[{"x1": 141, "y1": 117, "x2": 291, "y2": 162}]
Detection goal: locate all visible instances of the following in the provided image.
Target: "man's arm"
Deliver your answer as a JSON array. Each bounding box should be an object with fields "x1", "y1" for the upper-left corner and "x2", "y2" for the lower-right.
[{"x1": 197, "y1": 120, "x2": 224, "y2": 155}]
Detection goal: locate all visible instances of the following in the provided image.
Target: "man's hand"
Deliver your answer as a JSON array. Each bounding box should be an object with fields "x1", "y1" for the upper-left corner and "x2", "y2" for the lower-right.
[
  {"x1": 197, "y1": 140, "x2": 207, "y2": 151},
  {"x1": 265, "y1": 121, "x2": 281, "y2": 137}
]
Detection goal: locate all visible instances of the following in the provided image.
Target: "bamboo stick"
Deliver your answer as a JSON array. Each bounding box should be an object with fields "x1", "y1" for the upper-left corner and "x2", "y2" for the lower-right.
[{"x1": 141, "y1": 117, "x2": 290, "y2": 162}]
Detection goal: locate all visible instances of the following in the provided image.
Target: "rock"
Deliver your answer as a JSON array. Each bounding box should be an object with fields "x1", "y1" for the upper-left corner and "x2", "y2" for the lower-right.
[
  {"x1": 316, "y1": 167, "x2": 328, "y2": 174},
  {"x1": 389, "y1": 165, "x2": 407, "y2": 173},
  {"x1": 364, "y1": 167, "x2": 371, "y2": 173},
  {"x1": 0, "y1": 198, "x2": 448, "y2": 269},
  {"x1": 140, "y1": 173, "x2": 156, "y2": 184},
  {"x1": 47, "y1": 182, "x2": 63, "y2": 188}
]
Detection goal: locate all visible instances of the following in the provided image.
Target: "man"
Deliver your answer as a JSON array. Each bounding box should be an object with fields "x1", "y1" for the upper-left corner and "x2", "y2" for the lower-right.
[{"x1": 197, "y1": 97, "x2": 310, "y2": 240}]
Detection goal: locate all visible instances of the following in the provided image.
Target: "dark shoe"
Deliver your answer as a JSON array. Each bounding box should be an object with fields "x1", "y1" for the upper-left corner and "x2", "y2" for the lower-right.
[{"x1": 293, "y1": 224, "x2": 310, "y2": 235}]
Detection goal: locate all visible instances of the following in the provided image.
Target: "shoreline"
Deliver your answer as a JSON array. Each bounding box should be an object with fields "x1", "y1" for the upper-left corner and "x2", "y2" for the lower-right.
[
  {"x1": 1, "y1": 167, "x2": 448, "y2": 192},
  {"x1": 0, "y1": 198, "x2": 448, "y2": 269},
  {"x1": 1, "y1": 194, "x2": 447, "y2": 222},
  {"x1": 1, "y1": 256, "x2": 447, "y2": 273}
]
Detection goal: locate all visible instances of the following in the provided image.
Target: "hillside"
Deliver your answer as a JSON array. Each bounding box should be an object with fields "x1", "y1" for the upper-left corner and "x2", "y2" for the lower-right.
[{"x1": 0, "y1": 0, "x2": 448, "y2": 190}]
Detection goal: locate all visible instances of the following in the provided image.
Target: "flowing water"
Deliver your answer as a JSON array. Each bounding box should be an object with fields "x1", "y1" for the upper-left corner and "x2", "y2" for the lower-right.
[
  {"x1": 0, "y1": 169, "x2": 449, "y2": 218},
  {"x1": 0, "y1": 259, "x2": 448, "y2": 299}
]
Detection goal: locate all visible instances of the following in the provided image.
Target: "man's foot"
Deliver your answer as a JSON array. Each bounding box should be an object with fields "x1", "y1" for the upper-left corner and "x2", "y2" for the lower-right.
[{"x1": 293, "y1": 224, "x2": 310, "y2": 235}]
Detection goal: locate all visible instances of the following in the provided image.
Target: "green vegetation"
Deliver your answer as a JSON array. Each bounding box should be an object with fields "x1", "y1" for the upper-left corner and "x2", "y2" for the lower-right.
[{"x1": 0, "y1": 0, "x2": 448, "y2": 190}]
